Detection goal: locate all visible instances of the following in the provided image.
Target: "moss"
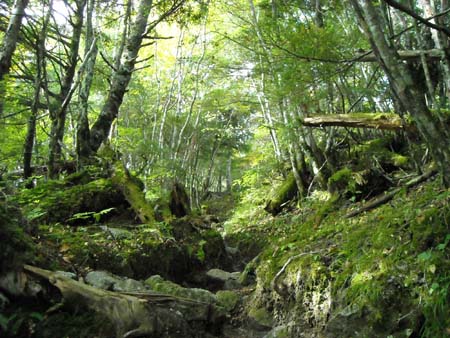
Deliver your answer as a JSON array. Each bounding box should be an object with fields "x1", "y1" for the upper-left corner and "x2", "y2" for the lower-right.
[
  {"x1": 250, "y1": 179, "x2": 449, "y2": 336},
  {"x1": 144, "y1": 275, "x2": 216, "y2": 304},
  {"x1": 265, "y1": 172, "x2": 298, "y2": 215},
  {"x1": 16, "y1": 177, "x2": 126, "y2": 224},
  {"x1": 216, "y1": 290, "x2": 239, "y2": 312},
  {"x1": 248, "y1": 307, "x2": 273, "y2": 328},
  {"x1": 111, "y1": 161, "x2": 156, "y2": 224}
]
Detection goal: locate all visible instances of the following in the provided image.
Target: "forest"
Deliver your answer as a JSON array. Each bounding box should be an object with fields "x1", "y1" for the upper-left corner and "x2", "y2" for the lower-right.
[{"x1": 0, "y1": 0, "x2": 449, "y2": 337}]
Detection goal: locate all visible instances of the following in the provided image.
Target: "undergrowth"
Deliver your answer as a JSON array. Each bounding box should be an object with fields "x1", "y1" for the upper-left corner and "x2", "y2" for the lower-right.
[{"x1": 231, "y1": 178, "x2": 449, "y2": 337}]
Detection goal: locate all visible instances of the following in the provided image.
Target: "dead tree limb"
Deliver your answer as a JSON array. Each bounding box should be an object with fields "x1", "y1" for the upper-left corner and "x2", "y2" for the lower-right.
[
  {"x1": 356, "y1": 49, "x2": 445, "y2": 62},
  {"x1": 302, "y1": 113, "x2": 412, "y2": 131},
  {"x1": 23, "y1": 265, "x2": 221, "y2": 338}
]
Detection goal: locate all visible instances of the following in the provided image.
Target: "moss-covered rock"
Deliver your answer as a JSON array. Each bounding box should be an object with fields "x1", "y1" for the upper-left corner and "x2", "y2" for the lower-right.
[
  {"x1": 145, "y1": 275, "x2": 216, "y2": 304},
  {"x1": 216, "y1": 290, "x2": 240, "y2": 312}
]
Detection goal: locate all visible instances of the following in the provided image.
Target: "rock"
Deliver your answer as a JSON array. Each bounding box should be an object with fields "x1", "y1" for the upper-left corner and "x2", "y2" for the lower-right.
[
  {"x1": 145, "y1": 275, "x2": 224, "y2": 323},
  {"x1": 85, "y1": 271, "x2": 119, "y2": 290},
  {"x1": 248, "y1": 307, "x2": 274, "y2": 331},
  {"x1": 145, "y1": 275, "x2": 216, "y2": 304},
  {"x1": 216, "y1": 290, "x2": 239, "y2": 312},
  {"x1": 112, "y1": 278, "x2": 147, "y2": 292},
  {"x1": 85, "y1": 270, "x2": 146, "y2": 292},
  {"x1": 206, "y1": 268, "x2": 242, "y2": 290}
]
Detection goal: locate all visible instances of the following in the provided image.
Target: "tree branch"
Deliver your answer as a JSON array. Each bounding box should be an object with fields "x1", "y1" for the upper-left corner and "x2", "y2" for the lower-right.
[{"x1": 383, "y1": 0, "x2": 450, "y2": 37}]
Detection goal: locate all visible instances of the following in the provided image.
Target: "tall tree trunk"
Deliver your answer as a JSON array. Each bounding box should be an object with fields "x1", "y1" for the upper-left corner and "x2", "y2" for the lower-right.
[
  {"x1": 350, "y1": 0, "x2": 450, "y2": 186},
  {"x1": 77, "y1": 0, "x2": 98, "y2": 164},
  {"x1": 418, "y1": 0, "x2": 450, "y2": 102},
  {"x1": 89, "y1": 0, "x2": 157, "y2": 154},
  {"x1": 23, "y1": 1, "x2": 52, "y2": 180},
  {"x1": 48, "y1": 0, "x2": 86, "y2": 177},
  {"x1": 0, "y1": 0, "x2": 30, "y2": 116}
]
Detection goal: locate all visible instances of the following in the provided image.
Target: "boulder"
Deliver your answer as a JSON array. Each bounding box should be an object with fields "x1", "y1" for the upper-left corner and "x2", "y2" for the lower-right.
[
  {"x1": 145, "y1": 275, "x2": 216, "y2": 304},
  {"x1": 84, "y1": 271, "x2": 118, "y2": 290},
  {"x1": 206, "y1": 268, "x2": 242, "y2": 290},
  {"x1": 84, "y1": 270, "x2": 146, "y2": 292},
  {"x1": 216, "y1": 290, "x2": 239, "y2": 312}
]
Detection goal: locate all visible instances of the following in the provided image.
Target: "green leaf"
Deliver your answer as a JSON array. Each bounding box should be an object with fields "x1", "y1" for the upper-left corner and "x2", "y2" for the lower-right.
[{"x1": 418, "y1": 251, "x2": 432, "y2": 261}]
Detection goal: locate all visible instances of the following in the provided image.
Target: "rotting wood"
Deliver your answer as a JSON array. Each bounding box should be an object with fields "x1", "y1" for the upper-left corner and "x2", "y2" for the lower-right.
[
  {"x1": 111, "y1": 160, "x2": 156, "y2": 224},
  {"x1": 23, "y1": 265, "x2": 221, "y2": 338},
  {"x1": 302, "y1": 113, "x2": 412, "y2": 131},
  {"x1": 345, "y1": 167, "x2": 438, "y2": 218}
]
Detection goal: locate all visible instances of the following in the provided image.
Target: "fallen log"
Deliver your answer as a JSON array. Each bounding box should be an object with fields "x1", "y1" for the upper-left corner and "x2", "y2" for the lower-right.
[
  {"x1": 302, "y1": 113, "x2": 412, "y2": 131},
  {"x1": 23, "y1": 265, "x2": 222, "y2": 338},
  {"x1": 345, "y1": 167, "x2": 437, "y2": 218}
]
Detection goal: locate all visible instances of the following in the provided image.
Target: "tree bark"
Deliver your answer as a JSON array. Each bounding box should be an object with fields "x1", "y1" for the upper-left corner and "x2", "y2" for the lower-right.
[
  {"x1": 350, "y1": 0, "x2": 450, "y2": 186},
  {"x1": 88, "y1": 0, "x2": 155, "y2": 154},
  {"x1": 77, "y1": 0, "x2": 98, "y2": 164},
  {"x1": 48, "y1": 0, "x2": 86, "y2": 177},
  {"x1": 23, "y1": 1, "x2": 52, "y2": 180},
  {"x1": 0, "y1": 0, "x2": 30, "y2": 116}
]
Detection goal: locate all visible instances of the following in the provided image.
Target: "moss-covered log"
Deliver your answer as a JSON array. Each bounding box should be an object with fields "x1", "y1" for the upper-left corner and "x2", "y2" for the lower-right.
[
  {"x1": 111, "y1": 161, "x2": 155, "y2": 224},
  {"x1": 23, "y1": 265, "x2": 223, "y2": 338},
  {"x1": 302, "y1": 113, "x2": 412, "y2": 131},
  {"x1": 264, "y1": 172, "x2": 298, "y2": 216}
]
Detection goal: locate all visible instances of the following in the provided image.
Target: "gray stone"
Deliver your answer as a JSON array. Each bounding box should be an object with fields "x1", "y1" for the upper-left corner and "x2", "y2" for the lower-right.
[
  {"x1": 144, "y1": 275, "x2": 222, "y2": 322},
  {"x1": 206, "y1": 268, "x2": 242, "y2": 290},
  {"x1": 85, "y1": 270, "x2": 147, "y2": 292},
  {"x1": 145, "y1": 275, "x2": 216, "y2": 304},
  {"x1": 113, "y1": 278, "x2": 147, "y2": 292},
  {"x1": 85, "y1": 271, "x2": 121, "y2": 290}
]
